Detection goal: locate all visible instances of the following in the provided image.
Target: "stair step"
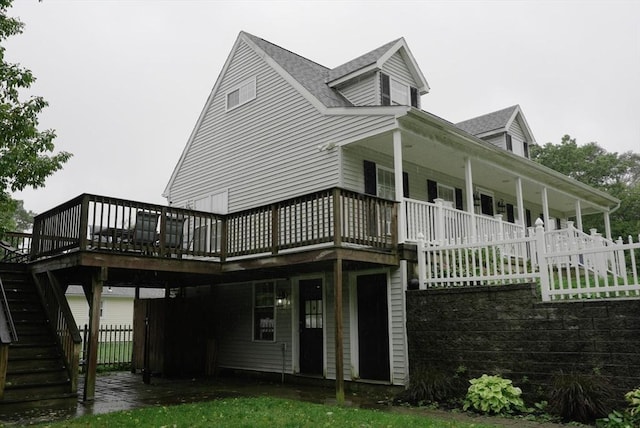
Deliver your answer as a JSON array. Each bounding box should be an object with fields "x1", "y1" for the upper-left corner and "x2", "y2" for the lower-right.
[
  {"x1": 5, "y1": 370, "x2": 70, "y2": 388},
  {"x1": 6, "y1": 358, "x2": 65, "y2": 372},
  {"x1": 1, "y1": 383, "x2": 74, "y2": 403},
  {"x1": 9, "y1": 345, "x2": 61, "y2": 360}
]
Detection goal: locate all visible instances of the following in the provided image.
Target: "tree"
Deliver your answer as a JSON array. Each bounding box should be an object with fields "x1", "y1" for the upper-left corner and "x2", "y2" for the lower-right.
[
  {"x1": 0, "y1": 0, "x2": 71, "y2": 235},
  {"x1": 530, "y1": 135, "x2": 640, "y2": 239}
]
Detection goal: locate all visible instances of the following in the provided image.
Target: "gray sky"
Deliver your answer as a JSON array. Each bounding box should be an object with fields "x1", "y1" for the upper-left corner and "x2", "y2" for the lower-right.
[{"x1": 6, "y1": 0, "x2": 640, "y2": 214}]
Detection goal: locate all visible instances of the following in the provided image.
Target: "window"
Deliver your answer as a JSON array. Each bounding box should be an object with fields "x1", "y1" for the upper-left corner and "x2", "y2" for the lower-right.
[
  {"x1": 506, "y1": 134, "x2": 513, "y2": 152},
  {"x1": 226, "y1": 77, "x2": 256, "y2": 111},
  {"x1": 436, "y1": 183, "x2": 455, "y2": 207},
  {"x1": 380, "y1": 73, "x2": 419, "y2": 108},
  {"x1": 253, "y1": 282, "x2": 275, "y2": 341},
  {"x1": 523, "y1": 141, "x2": 529, "y2": 158},
  {"x1": 376, "y1": 166, "x2": 395, "y2": 200}
]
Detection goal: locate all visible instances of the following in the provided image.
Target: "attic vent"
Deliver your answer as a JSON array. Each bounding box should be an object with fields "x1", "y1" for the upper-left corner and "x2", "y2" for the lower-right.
[{"x1": 226, "y1": 77, "x2": 256, "y2": 111}]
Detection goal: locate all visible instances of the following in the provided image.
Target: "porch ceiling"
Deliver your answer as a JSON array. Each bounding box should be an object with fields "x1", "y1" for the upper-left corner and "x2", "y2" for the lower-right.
[{"x1": 347, "y1": 113, "x2": 618, "y2": 216}]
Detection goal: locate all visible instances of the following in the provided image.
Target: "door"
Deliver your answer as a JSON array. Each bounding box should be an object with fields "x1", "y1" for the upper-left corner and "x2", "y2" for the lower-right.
[
  {"x1": 357, "y1": 273, "x2": 390, "y2": 381},
  {"x1": 299, "y1": 279, "x2": 323, "y2": 375}
]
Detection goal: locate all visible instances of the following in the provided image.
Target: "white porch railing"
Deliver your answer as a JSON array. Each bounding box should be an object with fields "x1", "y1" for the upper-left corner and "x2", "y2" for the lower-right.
[
  {"x1": 405, "y1": 198, "x2": 525, "y2": 244},
  {"x1": 417, "y1": 221, "x2": 640, "y2": 301}
]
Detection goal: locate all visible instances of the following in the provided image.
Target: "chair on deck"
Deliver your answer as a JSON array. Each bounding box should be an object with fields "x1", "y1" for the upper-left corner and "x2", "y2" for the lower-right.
[
  {"x1": 161, "y1": 215, "x2": 186, "y2": 256},
  {"x1": 125, "y1": 211, "x2": 160, "y2": 252}
]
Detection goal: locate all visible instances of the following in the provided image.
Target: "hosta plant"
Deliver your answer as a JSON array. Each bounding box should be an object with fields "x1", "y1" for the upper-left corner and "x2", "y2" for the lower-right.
[{"x1": 463, "y1": 374, "x2": 524, "y2": 415}]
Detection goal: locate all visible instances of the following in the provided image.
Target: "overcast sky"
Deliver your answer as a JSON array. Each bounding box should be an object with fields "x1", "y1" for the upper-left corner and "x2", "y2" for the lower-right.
[{"x1": 6, "y1": 0, "x2": 640, "y2": 214}]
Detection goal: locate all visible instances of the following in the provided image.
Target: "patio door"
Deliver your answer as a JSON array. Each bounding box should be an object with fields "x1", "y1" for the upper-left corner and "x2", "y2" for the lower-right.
[
  {"x1": 299, "y1": 279, "x2": 323, "y2": 375},
  {"x1": 357, "y1": 273, "x2": 390, "y2": 381}
]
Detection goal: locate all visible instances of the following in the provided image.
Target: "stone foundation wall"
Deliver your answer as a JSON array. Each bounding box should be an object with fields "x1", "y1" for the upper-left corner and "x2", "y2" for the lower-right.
[{"x1": 406, "y1": 284, "x2": 640, "y2": 402}]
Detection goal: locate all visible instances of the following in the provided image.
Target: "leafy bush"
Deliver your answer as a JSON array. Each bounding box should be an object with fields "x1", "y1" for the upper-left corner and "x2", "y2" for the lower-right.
[
  {"x1": 462, "y1": 374, "x2": 524, "y2": 415},
  {"x1": 548, "y1": 371, "x2": 612, "y2": 423},
  {"x1": 597, "y1": 387, "x2": 640, "y2": 428},
  {"x1": 396, "y1": 365, "x2": 466, "y2": 406}
]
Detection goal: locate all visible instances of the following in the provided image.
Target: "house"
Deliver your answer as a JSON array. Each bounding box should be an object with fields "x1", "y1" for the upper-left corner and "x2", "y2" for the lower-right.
[
  {"x1": 160, "y1": 32, "x2": 620, "y2": 387},
  {"x1": 66, "y1": 286, "x2": 164, "y2": 328},
  {"x1": 2, "y1": 31, "x2": 636, "y2": 405}
]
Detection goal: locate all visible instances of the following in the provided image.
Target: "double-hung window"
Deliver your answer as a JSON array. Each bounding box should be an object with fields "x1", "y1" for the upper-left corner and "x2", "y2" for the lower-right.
[
  {"x1": 253, "y1": 281, "x2": 275, "y2": 341},
  {"x1": 380, "y1": 73, "x2": 419, "y2": 108},
  {"x1": 226, "y1": 77, "x2": 256, "y2": 111}
]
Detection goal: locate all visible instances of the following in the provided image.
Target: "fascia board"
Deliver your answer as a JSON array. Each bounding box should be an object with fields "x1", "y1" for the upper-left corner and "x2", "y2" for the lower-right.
[
  {"x1": 324, "y1": 105, "x2": 408, "y2": 116},
  {"x1": 162, "y1": 34, "x2": 245, "y2": 200},
  {"x1": 399, "y1": 110, "x2": 619, "y2": 209},
  {"x1": 241, "y1": 34, "x2": 328, "y2": 114},
  {"x1": 378, "y1": 39, "x2": 430, "y2": 94},
  {"x1": 505, "y1": 106, "x2": 536, "y2": 143},
  {"x1": 326, "y1": 63, "x2": 379, "y2": 88}
]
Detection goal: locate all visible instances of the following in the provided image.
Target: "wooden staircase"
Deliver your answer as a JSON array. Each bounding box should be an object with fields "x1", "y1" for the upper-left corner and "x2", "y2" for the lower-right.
[{"x1": 0, "y1": 264, "x2": 76, "y2": 403}]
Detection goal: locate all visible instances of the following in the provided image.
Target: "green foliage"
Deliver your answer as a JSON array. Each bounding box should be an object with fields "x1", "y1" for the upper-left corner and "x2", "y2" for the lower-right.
[
  {"x1": 396, "y1": 365, "x2": 466, "y2": 406},
  {"x1": 548, "y1": 371, "x2": 612, "y2": 423},
  {"x1": 40, "y1": 396, "x2": 496, "y2": 428},
  {"x1": 0, "y1": 0, "x2": 71, "y2": 235},
  {"x1": 530, "y1": 135, "x2": 640, "y2": 239},
  {"x1": 598, "y1": 388, "x2": 640, "y2": 428},
  {"x1": 462, "y1": 374, "x2": 524, "y2": 415}
]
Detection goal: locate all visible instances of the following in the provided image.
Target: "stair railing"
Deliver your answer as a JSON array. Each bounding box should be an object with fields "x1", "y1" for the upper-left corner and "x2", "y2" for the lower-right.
[
  {"x1": 0, "y1": 276, "x2": 14, "y2": 399},
  {"x1": 31, "y1": 274, "x2": 81, "y2": 393},
  {"x1": 0, "y1": 277, "x2": 17, "y2": 343}
]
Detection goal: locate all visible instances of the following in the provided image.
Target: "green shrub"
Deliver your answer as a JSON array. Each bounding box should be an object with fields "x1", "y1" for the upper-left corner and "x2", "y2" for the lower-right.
[
  {"x1": 396, "y1": 365, "x2": 466, "y2": 406},
  {"x1": 462, "y1": 374, "x2": 524, "y2": 415},
  {"x1": 548, "y1": 371, "x2": 612, "y2": 423},
  {"x1": 597, "y1": 387, "x2": 640, "y2": 428}
]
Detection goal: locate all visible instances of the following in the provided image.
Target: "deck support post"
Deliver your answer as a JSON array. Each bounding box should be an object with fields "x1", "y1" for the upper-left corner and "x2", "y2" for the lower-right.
[
  {"x1": 541, "y1": 187, "x2": 550, "y2": 231},
  {"x1": 515, "y1": 177, "x2": 525, "y2": 233},
  {"x1": 333, "y1": 257, "x2": 345, "y2": 404},
  {"x1": 575, "y1": 199, "x2": 583, "y2": 232},
  {"x1": 464, "y1": 158, "x2": 476, "y2": 240},
  {"x1": 83, "y1": 267, "x2": 106, "y2": 402}
]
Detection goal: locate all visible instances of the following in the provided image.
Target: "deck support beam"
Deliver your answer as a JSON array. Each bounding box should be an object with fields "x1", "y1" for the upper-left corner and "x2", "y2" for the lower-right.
[
  {"x1": 83, "y1": 267, "x2": 106, "y2": 402},
  {"x1": 333, "y1": 257, "x2": 344, "y2": 404}
]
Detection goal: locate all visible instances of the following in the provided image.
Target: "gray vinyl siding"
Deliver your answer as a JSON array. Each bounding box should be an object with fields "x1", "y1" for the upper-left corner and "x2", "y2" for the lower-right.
[
  {"x1": 509, "y1": 119, "x2": 527, "y2": 157},
  {"x1": 381, "y1": 51, "x2": 417, "y2": 88},
  {"x1": 342, "y1": 146, "x2": 466, "y2": 205},
  {"x1": 168, "y1": 39, "x2": 395, "y2": 212},
  {"x1": 338, "y1": 73, "x2": 377, "y2": 106},
  {"x1": 389, "y1": 265, "x2": 407, "y2": 385},
  {"x1": 483, "y1": 134, "x2": 507, "y2": 151},
  {"x1": 213, "y1": 281, "x2": 293, "y2": 374}
]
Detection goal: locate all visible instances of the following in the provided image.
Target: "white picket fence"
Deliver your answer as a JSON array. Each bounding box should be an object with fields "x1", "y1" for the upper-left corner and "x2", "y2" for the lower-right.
[{"x1": 417, "y1": 220, "x2": 640, "y2": 301}]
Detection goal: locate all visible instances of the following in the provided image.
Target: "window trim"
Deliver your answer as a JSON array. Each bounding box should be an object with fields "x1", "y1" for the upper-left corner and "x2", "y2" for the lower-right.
[
  {"x1": 226, "y1": 77, "x2": 257, "y2": 111},
  {"x1": 253, "y1": 281, "x2": 276, "y2": 342}
]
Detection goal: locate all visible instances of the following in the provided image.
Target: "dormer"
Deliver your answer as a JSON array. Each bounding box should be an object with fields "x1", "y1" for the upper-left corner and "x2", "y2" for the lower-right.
[
  {"x1": 326, "y1": 38, "x2": 430, "y2": 108},
  {"x1": 456, "y1": 105, "x2": 536, "y2": 159}
]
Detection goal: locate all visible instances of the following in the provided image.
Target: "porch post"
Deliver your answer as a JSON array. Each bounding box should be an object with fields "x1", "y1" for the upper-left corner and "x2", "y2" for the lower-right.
[
  {"x1": 464, "y1": 158, "x2": 477, "y2": 239},
  {"x1": 604, "y1": 210, "x2": 612, "y2": 240},
  {"x1": 575, "y1": 199, "x2": 583, "y2": 232},
  {"x1": 515, "y1": 177, "x2": 525, "y2": 232},
  {"x1": 333, "y1": 257, "x2": 345, "y2": 404},
  {"x1": 84, "y1": 267, "x2": 106, "y2": 402},
  {"x1": 464, "y1": 158, "x2": 474, "y2": 213},
  {"x1": 541, "y1": 187, "x2": 550, "y2": 231},
  {"x1": 393, "y1": 130, "x2": 406, "y2": 243}
]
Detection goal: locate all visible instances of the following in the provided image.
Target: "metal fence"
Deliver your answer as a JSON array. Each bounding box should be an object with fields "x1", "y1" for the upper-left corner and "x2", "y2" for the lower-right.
[{"x1": 80, "y1": 324, "x2": 133, "y2": 372}]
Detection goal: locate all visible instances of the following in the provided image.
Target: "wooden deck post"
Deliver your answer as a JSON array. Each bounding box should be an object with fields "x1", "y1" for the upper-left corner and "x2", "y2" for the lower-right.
[
  {"x1": 333, "y1": 256, "x2": 344, "y2": 404},
  {"x1": 83, "y1": 267, "x2": 106, "y2": 401}
]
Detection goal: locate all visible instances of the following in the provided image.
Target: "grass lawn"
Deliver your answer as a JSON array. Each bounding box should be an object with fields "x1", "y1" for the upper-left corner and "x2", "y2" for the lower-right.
[{"x1": 38, "y1": 396, "x2": 495, "y2": 427}]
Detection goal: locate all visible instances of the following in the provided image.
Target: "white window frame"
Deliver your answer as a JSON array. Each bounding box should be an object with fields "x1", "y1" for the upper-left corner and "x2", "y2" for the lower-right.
[
  {"x1": 390, "y1": 78, "x2": 409, "y2": 106},
  {"x1": 226, "y1": 77, "x2": 256, "y2": 111},
  {"x1": 253, "y1": 281, "x2": 276, "y2": 342},
  {"x1": 376, "y1": 165, "x2": 395, "y2": 200},
  {"x1": 437, "y1": 183, "x2": 455, "y2": 208}
]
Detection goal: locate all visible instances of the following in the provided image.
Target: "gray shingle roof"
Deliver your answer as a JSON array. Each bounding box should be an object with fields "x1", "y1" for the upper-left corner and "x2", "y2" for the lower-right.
[
  {"x1": 455, "y1": 105, "x2": 519, "y2": 136},
  {"x1": 327, "y1": 38, "x2": 402, "y2": 83},
  {"x1": 242, "y1": 32, "x2": 352, "y2": 108}
]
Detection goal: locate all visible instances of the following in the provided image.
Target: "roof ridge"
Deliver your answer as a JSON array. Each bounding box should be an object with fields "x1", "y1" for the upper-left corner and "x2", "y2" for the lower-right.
[{"x1": 241, "y1": 31, "x2": 330, "y2": 71}]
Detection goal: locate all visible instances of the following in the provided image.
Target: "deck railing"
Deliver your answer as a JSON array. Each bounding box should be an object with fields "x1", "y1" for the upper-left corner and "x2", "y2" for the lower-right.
[
  {"x1": 0, "y1": 232, "x2": 31, "y2": 262},
  {"x1": 416, "y1": 221, "x2": 640, "y2": 301},
  {"x1": 29, "y1": 188, "x2": 397, "y2": 261},
  {"x1": 406, "y1": 198, "x2": 525, "y2": 244}
]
